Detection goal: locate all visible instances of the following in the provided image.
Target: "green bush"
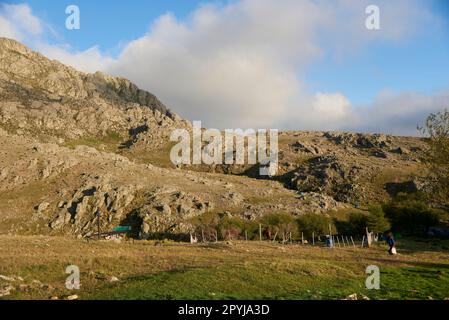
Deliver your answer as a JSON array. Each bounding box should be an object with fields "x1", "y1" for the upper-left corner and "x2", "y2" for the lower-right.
[
  {"x1": 189, "y1": 212, "x2": 220, "y2": 241},
  {"x1": 261, "y1": 213, "x2": 297, "y2": 241},
  {"x1": 367, "y1": 205, "x2": 391, "y2": 233},
  {"x1": 219, "y1": 216, "x2": 244, "y2": 240},
  {"x1": 334, "y1": 211, "x2": 368, "y2": 235},
  {"x1": 420, "y1": 109, "x2": 449, "y2": 204},
  {"x1": 241, "y1": 220, "x2": 260, "y2": 240},
  {"x1": 296, "y1": 214, "x2": 335, "y2": 238},
  {"x1": 384, "y1": 193, "x2": 445, "y2": 235}
]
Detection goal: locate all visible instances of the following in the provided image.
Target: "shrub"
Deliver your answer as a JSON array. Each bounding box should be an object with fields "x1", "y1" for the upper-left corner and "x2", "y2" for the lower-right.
[
  {"x1": 241, "y1": 220, "x2": 260, "y2": 240},
  {"x1": 334, "y1": 211, "x2": 368, "y2": 235},
  {"x1": 261, "y1": 213, "x2": 297, "y2": 241},
  {"x1": 420, "y1": 109, "x2": 449, "y2": 204},
  {"x1": 384, "y1": 193, "x2": 445, "y2": 235},
  {"x1": 296, "y1": 214, "x2": 335, "y2": 238},
  {"x1": 219, "y1": 216, "x2": 244, "y2": 240},
  {"x1": 189, "y1": 212, "x2": 220, "y2": 241},
  {"x1": 366, "y1": 205, "x2": 391, "y2": 233}
]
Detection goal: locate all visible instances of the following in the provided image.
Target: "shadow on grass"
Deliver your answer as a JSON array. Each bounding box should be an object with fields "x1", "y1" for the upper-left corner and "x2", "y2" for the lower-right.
[{"x1": 363, "y1": 256, "x2": 449, "y2": 271}]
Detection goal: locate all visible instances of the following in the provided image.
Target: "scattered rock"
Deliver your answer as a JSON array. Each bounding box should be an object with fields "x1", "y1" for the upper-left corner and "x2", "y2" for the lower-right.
[
  {"x1": 390, "y1": 147, "x2": 410, "y2": 155},
  {"x1": 0, "y1": 284, "x2": 15, "y2": 297},
  {"x1": 36, "y1": 202, "x2": 50, "y2": 214},
  {"x1": 291, "y1": 155, "x2": 364, "y2": 203},
  {"x1": 107, "y1": 276, "x2": 119, "y2": 283},
  {"x1": 291, "y1": 141, "x2": 321, "y2": 155},
  {"x1": 325, "y1": 132, "x2": 391, "y2": 149},
  {"x1": 343, "y1": 293, "x2": 369, "y2": 300},
  {"x1": 0, "y1": 275, "x2": 16, "y2": 282},
  {"x1": 19, "y1": 284, "x2": 30, "y2": 291}
]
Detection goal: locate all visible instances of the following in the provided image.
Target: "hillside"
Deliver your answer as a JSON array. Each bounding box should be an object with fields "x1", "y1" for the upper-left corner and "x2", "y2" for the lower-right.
[{"x1": 0, "y1": 38, "x2": 429, "y2": 238}]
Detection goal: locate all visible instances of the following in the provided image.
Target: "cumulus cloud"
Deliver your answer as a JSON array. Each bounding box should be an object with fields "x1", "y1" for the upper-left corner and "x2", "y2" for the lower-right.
[
  {"x1": 105, "y1": 0, "x2": 326, "y2": 128},
  {"x1": 310, "y1": 93, "x2": 354, "y2": 127},
  {"x1": 0, "y1": 3, "x2": 42, "y2": 40},
  {"x1": 349, "y1": 90, "x2": 449, "y2": 136},
  {"x1": 0, "y1": 2, "x2": 114, "y2": 73},
  {"x1": 36, "y1": 43, "x2": 115, "y2": 73},
  {"x1": 0, "y1": 15, "x2": 17, "y2": 39},
  {"x1": 0, "y1": 1, "x2": 447, "y2": 135},
  {"x1": 105, "y1": 0, "x2": 440, "y2": 130}
]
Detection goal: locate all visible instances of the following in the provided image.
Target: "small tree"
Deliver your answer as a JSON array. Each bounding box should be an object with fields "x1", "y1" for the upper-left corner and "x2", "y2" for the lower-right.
[
  {"x1": 384, "y1": 193, "x2": 445, "y2": 235},
  {"x1": 219, "y1": 216, "x2": 244, "y2": 240},
  {"x1": 189, "y1": 212, "x2": 220, "y2": 241},
  {"x1": 261, "y1": 213, "x2": 297, "y2": 242},
  {"x1": 335, "y1": 211, "x2": 369, "y2": 235},
  {"x1": 297, "y1": 214, "x2": 335, "y2": 238},
  {"x1": 366, "y1": 205, "x2": 391, "y2": 233},
  {"x1": 420, "y1": 109, "x2": 449, "y2": 205},
  {"x1": 241, "y1": 220, "x2": 260, "y2": 240}
]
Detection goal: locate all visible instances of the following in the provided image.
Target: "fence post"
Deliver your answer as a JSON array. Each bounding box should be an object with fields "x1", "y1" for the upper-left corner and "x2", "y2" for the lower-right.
[
  {"x1": 259, "y1": 224, "x2": 262, "y2": 242},
  {"x1": 312, "y1": 232, "x2": 315, "y2": 246},
  {"x1": 272, "y1": 231, "x2": 278, "y2": 243}
]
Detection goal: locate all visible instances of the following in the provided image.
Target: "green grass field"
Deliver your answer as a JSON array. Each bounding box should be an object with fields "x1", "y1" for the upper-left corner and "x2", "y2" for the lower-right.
[{"x1": 0, "y1": 236, "x2": 448, "y2": 300}]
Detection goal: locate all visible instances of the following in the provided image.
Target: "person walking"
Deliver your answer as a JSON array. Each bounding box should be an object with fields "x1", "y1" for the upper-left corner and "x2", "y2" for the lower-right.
[{"x1": 385, "y1": 231, "x2": 397, "y2": 255}]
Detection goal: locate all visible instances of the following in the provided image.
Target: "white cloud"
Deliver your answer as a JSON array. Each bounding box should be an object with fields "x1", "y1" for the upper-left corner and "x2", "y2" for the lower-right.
[
  {"x1": 0, "y1": 3, "x2": 43, "y2": 40},
  {"x1": 0, "y1": 1, "x2": 447, "y2": 135},
  {"x1": 349, "y1": 90, "x2": 449, "y2": 136},
  {"x1": 105, "y1": 0, "x2": 445, "y2": 131},
  {"x1": 105, "y1": 1, "x2": 326, "y2": 128},
  {"x1": 0, "y1": 15, "x2": 17, "y2": 39},
  {"x1": 312, "y1": 93, "x2": 352, "y2": 120},
  {"x1": 36, "y1": 43, "x2": 115, "y2": 73},
  {"x1": 0, "y1": 3, "x2": 114, "y2": 73}
]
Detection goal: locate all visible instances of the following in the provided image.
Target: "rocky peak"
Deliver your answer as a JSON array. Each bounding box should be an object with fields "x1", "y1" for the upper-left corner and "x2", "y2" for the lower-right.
[
  {"x1": 0, "y1": 37, "x2": 177, "y2": 120},
  {"x1": 0, "y1": 37, "x2": 34, "y2": 55}
]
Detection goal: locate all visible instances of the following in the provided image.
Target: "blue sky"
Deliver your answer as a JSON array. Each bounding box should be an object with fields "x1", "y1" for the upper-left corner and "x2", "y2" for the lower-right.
[
  {"x1": 306, "y1": 29, "x2": 449, "y2": 105},
  {"x1": 1, "y1": 0, "x2": 449, "y2": 134},
  {"x1": 11, "y1": 0, "x2": 207, "y2": 53},
  {"x1": 8, "y1": 0, "x2": 448, "y2": 105}
]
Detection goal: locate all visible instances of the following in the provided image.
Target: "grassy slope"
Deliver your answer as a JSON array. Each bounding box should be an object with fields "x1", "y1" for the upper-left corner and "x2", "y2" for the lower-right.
[{"x1": 1, "y1": 236, "x2": 448, "y2": 300}]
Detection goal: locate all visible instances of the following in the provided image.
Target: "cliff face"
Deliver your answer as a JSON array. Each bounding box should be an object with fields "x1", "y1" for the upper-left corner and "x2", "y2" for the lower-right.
[
  {"x1": 0, "y1": 37, "x2": 175, "y2": 115},
  {"x1": 0, "y1": 38, "x2": 428, "y2": 237}
]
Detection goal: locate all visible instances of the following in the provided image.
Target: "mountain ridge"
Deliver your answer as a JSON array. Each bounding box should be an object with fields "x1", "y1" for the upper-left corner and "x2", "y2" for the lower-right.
[
  {"x1": 0, "y1": 37, "x2": 179, "y2": 120},
  {"x1": 0, "y1": 38, "x2": 429, "y2": 238}
]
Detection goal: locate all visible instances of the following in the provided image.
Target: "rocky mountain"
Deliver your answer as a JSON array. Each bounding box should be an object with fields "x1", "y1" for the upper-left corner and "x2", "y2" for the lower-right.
[
  {"x1": 0, "y1": 38, "x2": 186, "y2": 146},
  {"x1": 0, "y1": 38, "x2": 429, "y2": 237}
]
